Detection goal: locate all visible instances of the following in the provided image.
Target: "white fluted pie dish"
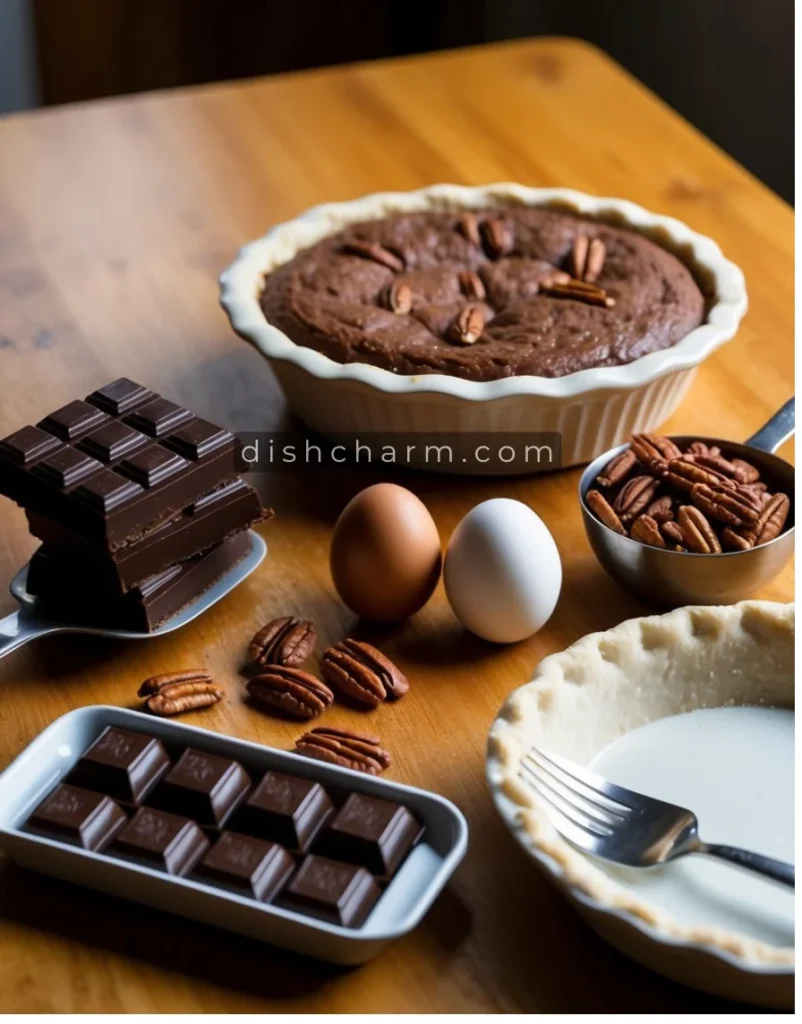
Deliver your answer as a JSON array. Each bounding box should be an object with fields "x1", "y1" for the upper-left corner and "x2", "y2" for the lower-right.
[
  {"x1": 487, "y1": 601, "x2": 794, "y2": 1007},
  {"x1": 220, "y1": 184, "x2": 747, "y2": 473}
]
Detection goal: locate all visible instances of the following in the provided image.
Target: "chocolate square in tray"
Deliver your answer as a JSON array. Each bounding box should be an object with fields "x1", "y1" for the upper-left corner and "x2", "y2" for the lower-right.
[
  {"x1": 195, "y1": 832, "x2": 295, "y2": 902},
  {"x1": 0, "y1": 378, "x2": 243, "y2": 549},
  {"x1": 23, "y1": 726, "x2": 425, "y2": 929},
  {"x1": 280, "y1": 855, "x2": 381, "y2": 928},
  {"x1": 27, "y1": 784, "x2": 127, "y2": 851},
  {"x1": 231, "y1": 771, "x2": 334, "y2": 853},
  {"x1": 148, "y1": 748, "x2": 252, "y2": 827},
  {"x1": 316, "y1": 792, "x2": 424, "y2": 880},
  {"x1": 111, "y1": 807, "x2": 210, "y2": 876},
  {"x1": 67, "y1": 726, "x2": 171, "y2": 804}
]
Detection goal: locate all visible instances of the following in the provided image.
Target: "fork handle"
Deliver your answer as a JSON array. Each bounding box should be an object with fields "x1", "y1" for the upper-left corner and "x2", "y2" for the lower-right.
[{"x1": 699, "y1": 843, "x2": 795, "y2": 888}]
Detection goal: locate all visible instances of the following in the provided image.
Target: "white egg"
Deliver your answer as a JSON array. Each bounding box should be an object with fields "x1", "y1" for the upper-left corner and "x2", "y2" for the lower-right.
[{"x1": 444, "y1": 498, "x2": 562, "y2": 643}]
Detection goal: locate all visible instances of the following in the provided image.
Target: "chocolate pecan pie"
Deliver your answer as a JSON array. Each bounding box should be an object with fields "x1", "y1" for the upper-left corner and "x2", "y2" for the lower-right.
[{"x1": 259, "y1": 207, "x2": 706, "y2": 381}]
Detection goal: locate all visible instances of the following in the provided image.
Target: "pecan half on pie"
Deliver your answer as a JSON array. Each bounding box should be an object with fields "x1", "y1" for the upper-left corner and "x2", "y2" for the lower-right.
[{"x1": 259, "y1": 207, "x2": 706, "y2": 381}]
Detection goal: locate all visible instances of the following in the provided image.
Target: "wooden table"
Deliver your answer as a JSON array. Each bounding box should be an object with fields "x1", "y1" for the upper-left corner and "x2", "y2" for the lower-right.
[{"x1": 0, "y1": 38, "x2": 793, "y2": 1013}]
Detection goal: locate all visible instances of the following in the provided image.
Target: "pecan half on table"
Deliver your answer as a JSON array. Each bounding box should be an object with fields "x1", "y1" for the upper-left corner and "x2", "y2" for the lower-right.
[
  {"x1": 248, "y1": 616, "x2": 317, "y2": 670},
  {"x1": 139, "y1": 670, "x2": 224, "y2": 716},
  {"x1": 247, "y1": 667, "x2": 333, "y2": 719},
  {"x1": 295, "y1": 727, "x2": 391, "y2": 775},
  {"x1": 320, "y1": 639, "x2": 409, "y2": 707}
]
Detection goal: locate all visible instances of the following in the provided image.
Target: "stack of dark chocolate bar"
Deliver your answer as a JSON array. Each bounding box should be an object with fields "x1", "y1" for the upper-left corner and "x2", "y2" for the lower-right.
[
  {"x1": 0, "y1": 379, "x2": 268, "y2": 630},
  {"x1": 26, "y1": 725, "x2": 424, "y2": 928}
]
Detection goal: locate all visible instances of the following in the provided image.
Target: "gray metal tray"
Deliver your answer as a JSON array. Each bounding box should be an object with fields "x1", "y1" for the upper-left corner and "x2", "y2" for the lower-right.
[{"x1": 0, "y1": 706, "x2": 468, "y2": 964}]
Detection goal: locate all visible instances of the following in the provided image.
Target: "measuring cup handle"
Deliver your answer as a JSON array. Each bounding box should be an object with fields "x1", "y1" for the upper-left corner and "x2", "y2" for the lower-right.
[
  {"x1": 745, "y1": 397, "x2": 795, "y2": 453},
  {"x1": 0, "y1": 610, "x2": 46, "y2": 659}
]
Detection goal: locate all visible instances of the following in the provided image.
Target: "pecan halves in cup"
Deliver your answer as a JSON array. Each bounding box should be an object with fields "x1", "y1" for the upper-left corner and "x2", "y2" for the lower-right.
[
  {"x1": 738, "y1": 492, "x2": 791, "y2": 547},
  {"x1": 585, "y1": 489, "x2": 626, "y2": 535},
  {"x1": 295, "y1": 727, "x2": 391, "y2": 775},
  {"x1": 667, "y1": 457, "x2": 737, "y2": 493},
  {"x1": 248, "y1": 616, "x2": 317, "y2": 670},
  {"x1": 596, "y1": 449, "x2": 637, "y2": 489},
  {"x1": 676, "y1": 505, "x2": 722, "y2": 554},
  {"x1": 630, "y1": 434, "x2": 682, "y2": 477},
  {"x1": 690, "y1": 483, "x2": 761, "y2": 529},
  {"x1": 247, "y1": 667, "x2": 333, "y2": 719},
  {"x1": 645, "y1": 495, "x2": 675, "y2": 523},
  {"x1": 321, "y1": 639, "x2": 409, "y2": 706},
  {"x1": 661, "y1": 520, "x2": 687, "y2": 550},
  {"x1": 630, "y1": 515, "x2": 666, "y2": 548},
  {"x1": 613, "y1": 475, "x2": 660, "y2": 522}
]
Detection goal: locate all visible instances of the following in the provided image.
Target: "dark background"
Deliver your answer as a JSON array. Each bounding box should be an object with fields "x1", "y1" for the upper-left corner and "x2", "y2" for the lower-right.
[{"x1": 11, "y1": 0, "x2": 796, "y2": 202}]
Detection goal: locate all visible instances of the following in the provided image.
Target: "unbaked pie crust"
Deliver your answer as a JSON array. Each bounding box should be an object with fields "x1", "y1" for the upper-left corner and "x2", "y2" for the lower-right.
[{"x1": 487, "y1": 600, "x2": 794, "y2": 967}]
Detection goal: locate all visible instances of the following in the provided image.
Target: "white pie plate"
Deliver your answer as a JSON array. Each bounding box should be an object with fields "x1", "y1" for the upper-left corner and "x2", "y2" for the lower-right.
[
  {"x1": 486, "y1": 601, "x2": 794, "y2": 1008},
  {"x1": 220, "y1": 183, "x2": 747, "y2": 473}
]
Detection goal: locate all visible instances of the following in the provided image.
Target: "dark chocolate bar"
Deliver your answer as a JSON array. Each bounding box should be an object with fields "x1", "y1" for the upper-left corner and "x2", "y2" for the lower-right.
[
  {"x1": 27, "y1": 784, "x2": 127, "y2": 851},
  {"x1": 67, "y1": 727, "x2": 171, "y2": 803},
  {"x1": 231, "y1": 771, "x2": 334, "y2": 853},
  {"x1": 26, "y1": 478, "x2": 266, "y2": 595},
  {"x1": 316, "y1": 793, "x2": 422, "y2": 880},
  {"x1": 194, "y1": 832, "x2": 295, "y2": 902},
  {"x1": 280, "y1": 854, "x2": 381, "y2": 927},
  {"x1": 148, "y1": 748, "x2": 251, "y2": 827},
  {"x1": 27, "y1": 530, "x2": 252, "y2": 631},
  {"x1": 0, "y1": 379, "x2": 242, "y2": 550},
  {"x1": 111, "y1": 807, "x2": 210, "y2": 876}
]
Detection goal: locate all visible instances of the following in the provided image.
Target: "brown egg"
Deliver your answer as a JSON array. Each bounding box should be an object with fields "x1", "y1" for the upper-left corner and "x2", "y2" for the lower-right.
[{"x1": 330, "y1": 483, "x2": 442, "y2": 622}]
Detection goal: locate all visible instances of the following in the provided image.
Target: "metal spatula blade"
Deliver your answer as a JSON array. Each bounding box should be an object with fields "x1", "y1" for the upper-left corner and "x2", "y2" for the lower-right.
[{"x1": 0, "y1": 530, "x2": 266, "y2": 659}]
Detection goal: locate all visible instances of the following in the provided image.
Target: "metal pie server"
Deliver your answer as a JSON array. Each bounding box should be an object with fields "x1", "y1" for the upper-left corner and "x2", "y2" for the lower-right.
[{"x1": 0, "y1": 530, "x2": 266, "y2": 660}]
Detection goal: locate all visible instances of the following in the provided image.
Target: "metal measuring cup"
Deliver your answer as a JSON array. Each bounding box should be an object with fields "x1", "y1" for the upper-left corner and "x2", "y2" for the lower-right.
[{"x1": 578, "y1": 399, "x2": 795, "y2": 607}]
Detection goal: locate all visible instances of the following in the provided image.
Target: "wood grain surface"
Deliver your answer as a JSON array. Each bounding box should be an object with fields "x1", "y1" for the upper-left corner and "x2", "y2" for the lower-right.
[{"x1": 0, "y1": 38, "x2": 793, "y2": 1013}]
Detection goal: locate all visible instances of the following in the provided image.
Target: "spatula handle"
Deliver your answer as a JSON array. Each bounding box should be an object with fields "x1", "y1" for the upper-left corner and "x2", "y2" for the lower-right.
[{"x1": 0, "y1": 611, "x2": 48, "y2": 659}]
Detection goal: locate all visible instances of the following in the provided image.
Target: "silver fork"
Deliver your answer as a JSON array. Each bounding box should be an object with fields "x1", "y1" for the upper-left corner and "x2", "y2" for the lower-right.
[{"x1": 520, "y1": 746, "x2": 794, "y2": 888}]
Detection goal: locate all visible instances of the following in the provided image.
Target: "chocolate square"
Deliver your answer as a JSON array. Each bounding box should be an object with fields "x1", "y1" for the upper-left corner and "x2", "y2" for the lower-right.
[
  {"x1": 316, "y1": 793, "x2": 422, "y2": 880},
  {"x1": 117, "y1": 445, "x2": 188, "y2": 488},
  {"x1": 148, "y1": 749, "x2": 251, "y2": 827},
  {"x1": 125, "y1": 398, "x2": 193, "y2": 437},
  {"x1": 0, "y1": 425, "x2": 63, "y2": 467},
  {"x1": 86, "y1": 378, "x2": 155, "y2": 415},
  {"x1": 111, "y1": 807, "x2": 209, "y2": 875},
  {"x1": 38, "y1": 400, "x2": 109, "y2": 441},
  {"x1": 32, "y1": 447, "x2": 102, "y2": 490},
  {"x1": 232, "y1": 771, "x2": 333, "y2": 853},
  {"x1": 280, "y1": 854, "x2": 380, "y2": 928},
  {"x1": 78, "y1": 421, "x2": 149, "y2": 463},
  {"x1": 67, "y1": 727, "x2": 171, "y2": 804},
  {"x1": 163, "y1": 419, "x2": 234, "y2": 461},
  {"x1": 73, "y1": 468, "x2": 144, "y2": 513},
  {"x1": 195, "y1": 831, "x2": 295, "y2": 902},
  {"x1": 27, "y1": 783, "x2": 127, "y2": 851}
]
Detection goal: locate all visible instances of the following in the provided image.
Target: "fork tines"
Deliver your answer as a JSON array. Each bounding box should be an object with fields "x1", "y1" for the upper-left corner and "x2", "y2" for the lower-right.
[{"x1": 519, "y1": 747, "x2": 633, "y2": 845}]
